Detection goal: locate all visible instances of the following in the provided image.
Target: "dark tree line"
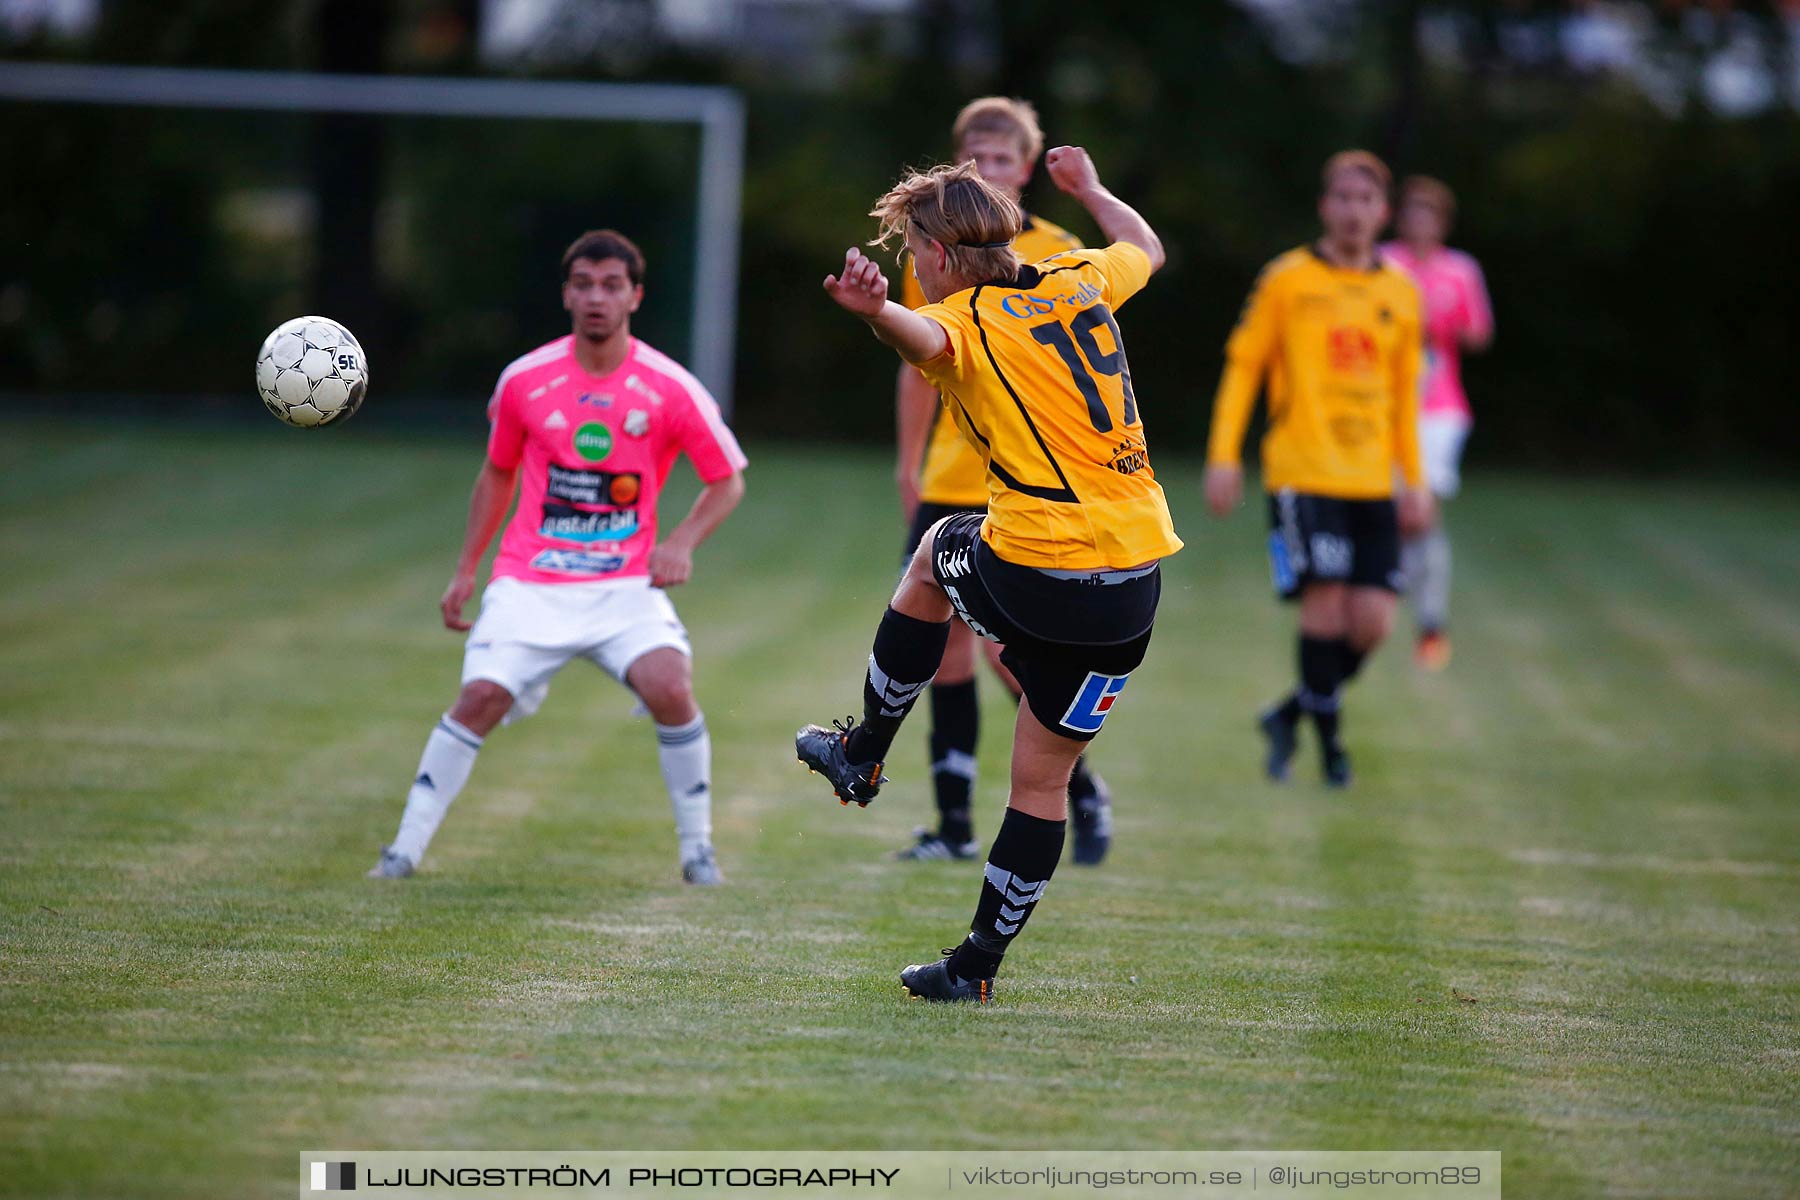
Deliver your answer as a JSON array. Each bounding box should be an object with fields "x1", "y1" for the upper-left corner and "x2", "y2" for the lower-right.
[{"x1": 2, "y1": 1, "x2": 1795, "y2": 471}]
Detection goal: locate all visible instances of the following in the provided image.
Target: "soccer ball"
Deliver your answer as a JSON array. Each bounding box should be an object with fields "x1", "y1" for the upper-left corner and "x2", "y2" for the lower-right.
[{"x1": 255, "y1": 316, "x2": 369, "y2": 428}]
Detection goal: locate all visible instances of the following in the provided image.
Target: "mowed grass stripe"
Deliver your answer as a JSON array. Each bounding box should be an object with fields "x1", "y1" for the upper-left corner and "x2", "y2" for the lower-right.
[
  {"x1": 1427, "y1": 485, "x2": 1799, "y2": 1197},
  {"x1": 1, "y1": 420, "x2": 1796, "y2": 1198}
]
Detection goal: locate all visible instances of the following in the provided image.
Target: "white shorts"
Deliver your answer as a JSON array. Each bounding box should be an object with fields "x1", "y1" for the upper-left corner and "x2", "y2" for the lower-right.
[
  {"x1": 461, "y1": 576, "x2": 690, "y2": 725},
  {"x1": 1420, "y1": 411, "x2": 1473, "y2": 499}
]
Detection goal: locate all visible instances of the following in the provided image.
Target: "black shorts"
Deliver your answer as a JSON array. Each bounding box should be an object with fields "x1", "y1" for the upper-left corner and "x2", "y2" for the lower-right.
[
  {"x1": 901, "y1": 501, "x2": 984, "y2": 569},
  {"x1": 928, "y1": 513, "x2": 1159, "y2": 743},
  {"x1": 1266, "y1": 489, "x2": 1402, "y2": 601}
]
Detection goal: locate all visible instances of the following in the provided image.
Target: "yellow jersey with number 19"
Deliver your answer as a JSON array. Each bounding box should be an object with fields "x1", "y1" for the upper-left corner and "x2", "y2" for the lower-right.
[
  {"x1": 912, "y1": 242, "x2": 1182, "y2": 570},
  {"x1": 902, "y1": 214, "x2": 1083, "y2": 507}
]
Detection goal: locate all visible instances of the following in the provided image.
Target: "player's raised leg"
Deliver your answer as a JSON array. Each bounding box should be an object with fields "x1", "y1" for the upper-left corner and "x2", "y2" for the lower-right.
[{"x1": 797, "y1": 527, "x2": 952, "y2": 806}]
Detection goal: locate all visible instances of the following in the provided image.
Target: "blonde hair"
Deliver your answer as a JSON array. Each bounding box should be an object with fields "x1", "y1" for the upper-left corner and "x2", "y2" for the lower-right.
[
  {"x1": 1401, "y1": 175, "x2": 1456, "y2": 219},
  {"x1": 870, "y1": 160, "x2": 1022, "y2": 285},
  {"x1": 1321, "y1": 149, "x2": 1393, "y2": 193},
  {"x1": 952, "y1": 96, "x2": 1045, "y2": 163}
]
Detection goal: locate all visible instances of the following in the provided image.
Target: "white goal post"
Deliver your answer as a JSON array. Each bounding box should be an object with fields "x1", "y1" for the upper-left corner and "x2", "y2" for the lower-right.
[{"x1": 0, "y1": 61, "x2": 745, "y2": 414}]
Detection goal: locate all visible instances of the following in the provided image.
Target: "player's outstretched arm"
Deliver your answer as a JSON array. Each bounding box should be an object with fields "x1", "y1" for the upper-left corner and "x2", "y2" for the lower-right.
[
  {"x1": 824, "y1": 248, "x2": 950, "y2": 365},
  {"x1": 1044, "y1": 146, "x2": 1165, "y2": 273},
  {"x1": 441, "y1": 460, "x2": 518, "y2": 630},
  {"x1": 1204, "y1": 267, "x2": 1284, "y2": 519}
]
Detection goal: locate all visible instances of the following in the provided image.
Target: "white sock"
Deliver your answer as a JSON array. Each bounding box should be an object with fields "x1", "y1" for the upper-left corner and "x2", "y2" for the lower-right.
[
  {"x1": 390, "y1": 714, "x2": 483, "y2": 864},
  {"x1": 656, "y1": 715, "x2": 712, "y2": 861}
]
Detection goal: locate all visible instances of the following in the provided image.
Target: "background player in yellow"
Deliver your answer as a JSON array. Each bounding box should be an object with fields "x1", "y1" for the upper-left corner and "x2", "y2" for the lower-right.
[
  {"x1": 891, "y1": 97, "x2": 1115, "y2": 867},
  {"x1": 797, "y1": 149, "x2": 1176, "y2": 1001},
  {"x1": 1204, "y1": 150, "x2": 1432, "y2": 788}
]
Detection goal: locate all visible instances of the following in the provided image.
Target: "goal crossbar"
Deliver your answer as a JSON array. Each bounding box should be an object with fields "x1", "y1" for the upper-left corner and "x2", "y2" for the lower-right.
[{"x1": 0, "y1": 61, "x2": 745, "y2": 413}]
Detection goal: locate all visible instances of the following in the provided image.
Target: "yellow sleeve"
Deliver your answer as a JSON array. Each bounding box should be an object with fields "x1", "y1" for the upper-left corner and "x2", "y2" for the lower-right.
[
  {"x1": 1391, "y1": 295, "x2": 1425, "y2": 489},
  {"x1": 1080, "y1": 242, "x2": 1154, "y2": 310},
  {"x1": 1206, "y1": 266, "x2": 1283, "y2": 466},
  {"x1": 911, "y1": 302, "x2": 977, "y2": 395},
  {"x1": 898, "y1": 257, "x2": 926, "y2": 312}
]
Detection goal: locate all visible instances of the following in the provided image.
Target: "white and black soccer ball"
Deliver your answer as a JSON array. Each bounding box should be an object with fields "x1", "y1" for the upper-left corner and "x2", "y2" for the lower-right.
[{"x1": 255, "y1": 315, "x2": 369, "y2": 428}]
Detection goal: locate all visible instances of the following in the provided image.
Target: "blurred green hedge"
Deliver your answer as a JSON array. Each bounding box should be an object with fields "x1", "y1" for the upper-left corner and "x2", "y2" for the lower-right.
[{"x1": 2, "y1": 3, "x2": 1795, "y2": 472}]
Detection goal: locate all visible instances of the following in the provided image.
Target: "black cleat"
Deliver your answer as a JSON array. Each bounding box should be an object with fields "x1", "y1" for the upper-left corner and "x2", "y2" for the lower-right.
[
  {"x1": 795, "y1": 717, "x2": 887, "y2": 807},
  {"x1": 1069, "y1": 773, "x2": 1113, "y2": 866},
  {"x1": 900, "y1": 950, "x2": 994, "y2": 1003},
  {"x1": 1322, "y1": 741, "x2": 1353, "y2": 788},
  {"x1": 895, "y1": 828, "x2": 980, "y2": 861},
  {"x1": 1258, "y1": 705, "x2": 1300, "y2": 782}
]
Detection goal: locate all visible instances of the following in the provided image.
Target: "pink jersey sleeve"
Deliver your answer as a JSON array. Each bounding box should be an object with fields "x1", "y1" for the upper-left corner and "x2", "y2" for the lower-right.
[
  {"x1": 1457, "y1": 252, "x2": 1494, "y2": 345},
  {"x1": 486, "y1": 372, "x2": 526, "y2": 470},
  {"x1": 638, "y1": 350, "x2": 747, "y2": 483}
]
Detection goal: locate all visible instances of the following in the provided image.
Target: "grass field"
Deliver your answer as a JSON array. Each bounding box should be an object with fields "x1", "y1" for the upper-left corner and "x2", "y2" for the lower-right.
[{"x1": 1, "y1": 418, "x2": 1796, "y2": 1198}]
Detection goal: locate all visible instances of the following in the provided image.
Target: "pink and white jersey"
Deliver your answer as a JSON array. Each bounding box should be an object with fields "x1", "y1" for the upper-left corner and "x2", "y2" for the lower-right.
[
  {"x1": 484, "y1": 335, "x2": 747, "y2": 585},
  {"x1": 1382, "y1": 242, "x2": 1493, "y2": 419}
]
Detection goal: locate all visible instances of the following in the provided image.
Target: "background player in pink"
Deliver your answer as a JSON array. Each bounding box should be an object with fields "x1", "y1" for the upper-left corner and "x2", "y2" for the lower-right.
[
  {"x1": 368, "y1": 230, "x2": 748, "y2": 884},
  {"x1": 1383, "y1": 176, "x2": 1493, "y2": 670}
]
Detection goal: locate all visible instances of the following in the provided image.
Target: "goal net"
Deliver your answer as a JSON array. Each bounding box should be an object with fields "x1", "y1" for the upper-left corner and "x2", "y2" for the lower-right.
[{"x1": 0, "y1": 62, "x2": 744, "y2": 417}]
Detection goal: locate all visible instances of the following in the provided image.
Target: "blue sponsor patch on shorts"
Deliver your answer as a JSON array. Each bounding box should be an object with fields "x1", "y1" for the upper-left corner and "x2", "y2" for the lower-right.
[
  {"x1": 1060, "y1": 671, "x2": 1131, "y2": 735},
  {"x1": 1268, "y1": 531, "x2": 1297, "y2": 594},
  {"x1": 530, "y1": 549, "x2": 627, "y2": 575}
]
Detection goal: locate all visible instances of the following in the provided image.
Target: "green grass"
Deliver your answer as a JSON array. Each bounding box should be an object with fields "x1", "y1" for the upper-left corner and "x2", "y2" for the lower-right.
[{"x1": 1, "y1": 419, "x2": 1795, "y2": 1198}]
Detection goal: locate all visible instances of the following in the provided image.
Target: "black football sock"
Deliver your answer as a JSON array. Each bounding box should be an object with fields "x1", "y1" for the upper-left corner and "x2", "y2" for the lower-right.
[
  {"x1": 1067, "y1": 753, "x2": 1096, "y2": 803},
  {"x1": 1267, "y1": 691, "x2": 1303, "y2": 724},
  {"x1": 1297, "y1": 633, "x2": 1343, "y2": 747},
  {"x1": 1336, "y1": 639, "x2": 1368, "y2": 685},
  {"x1": 927, "y1": 680, "x2": 979, "y2": 844},
  {"x1": 946, "y1": 807, "x2": 1065, "y2": 982},
  {"x1": 845, "y1": 607, "x2": 949, "y2": 765}
]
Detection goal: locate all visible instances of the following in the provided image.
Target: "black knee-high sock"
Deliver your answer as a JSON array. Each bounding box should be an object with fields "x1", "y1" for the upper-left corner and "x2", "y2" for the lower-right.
[
  {"x1": 845, "y1": 607, "x2": 949, "y2": 765},
  {"x1": 946, "y1": 807, "x2": 1065, "y2": 982},
  {"x1": 1067, "y1": 753, "x2": 1096, "y2": 802},
  {"x1": 1297, "y1": 633, "x2": 1343, "y2": 747},
  {"x1": 1336, "y1": 639, "x2": 1367, "y2": 685},
  {"x1": 1266, "y1": 685, "x2": 1303, "y2": 724},
  {"x1": 927, "y1": 680, "x2": 978, "y2": 843}
]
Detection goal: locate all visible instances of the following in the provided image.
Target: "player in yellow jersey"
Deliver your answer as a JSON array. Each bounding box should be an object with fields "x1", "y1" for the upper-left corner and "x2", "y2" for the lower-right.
[
  {"x1": 890, "y1": 97, "x2": 1114, "y2": 867},
  {"x1": 1204, "y1": 150, "x2": 1433, "y2": 788},
  {"x1": 796, "y1": 150, "x2": 1177, "y2": 1002}
]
